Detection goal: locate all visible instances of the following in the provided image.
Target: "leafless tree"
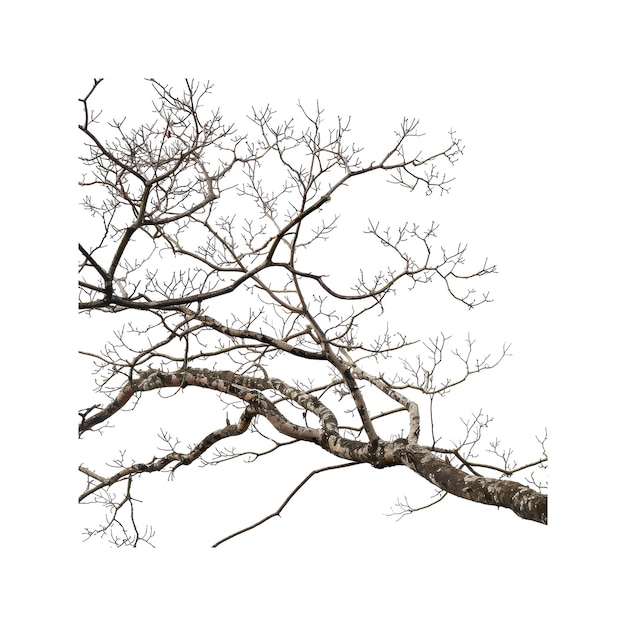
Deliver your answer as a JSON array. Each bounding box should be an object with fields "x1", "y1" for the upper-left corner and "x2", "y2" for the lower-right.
[{"x1": 78, "y1": 79, "x2": 547, "y2": 547}]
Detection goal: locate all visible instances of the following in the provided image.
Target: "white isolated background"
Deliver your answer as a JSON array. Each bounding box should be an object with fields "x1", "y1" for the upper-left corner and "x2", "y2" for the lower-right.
[{"x1": 3, "y1": 1, "x2": 624, "y2": 624}]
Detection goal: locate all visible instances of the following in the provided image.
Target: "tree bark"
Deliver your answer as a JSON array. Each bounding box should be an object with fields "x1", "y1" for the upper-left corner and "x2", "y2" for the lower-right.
[{"x1": 398, "y1": 443, "x2": 547, "y2": 524}]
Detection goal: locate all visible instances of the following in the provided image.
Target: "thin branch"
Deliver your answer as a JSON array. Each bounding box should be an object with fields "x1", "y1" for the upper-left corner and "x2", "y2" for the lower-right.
[{"x1": 212, "y1": 461, "x2": 360, "y2": 547}]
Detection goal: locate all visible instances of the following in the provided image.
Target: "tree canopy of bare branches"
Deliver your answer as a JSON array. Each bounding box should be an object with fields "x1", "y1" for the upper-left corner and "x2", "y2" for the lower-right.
[{"x1": 78, "y1": 79, "x2": 547, "y2": 547}]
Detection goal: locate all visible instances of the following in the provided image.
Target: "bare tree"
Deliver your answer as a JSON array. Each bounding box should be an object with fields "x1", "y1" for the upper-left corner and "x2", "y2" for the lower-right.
[{"x1": 78, "y1": 79, "x2": 547, "y2": 547}]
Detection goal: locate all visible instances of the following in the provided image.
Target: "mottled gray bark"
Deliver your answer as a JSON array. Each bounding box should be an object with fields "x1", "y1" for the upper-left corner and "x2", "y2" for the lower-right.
[
  {"x1": 78, "y1": 80, "x2": 548, "y2": 546},
  {"x1": 80, "y1": 367, "x2": 546, "y2": 524},
  {"x1": 397, "y1": 444, "x2": 547, "y2": 524}
]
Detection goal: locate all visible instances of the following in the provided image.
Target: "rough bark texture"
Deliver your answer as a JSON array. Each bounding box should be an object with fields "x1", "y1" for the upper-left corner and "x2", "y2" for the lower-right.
[
  {"x1": 398, "y1": 444, "x2": 547, "y2": 524},
  {"x1": 78, "y1": 80, "x2": 548, "y2": 546},
  {"x1": 80, "y1": 367, "x2": 547, "y2": 524}
]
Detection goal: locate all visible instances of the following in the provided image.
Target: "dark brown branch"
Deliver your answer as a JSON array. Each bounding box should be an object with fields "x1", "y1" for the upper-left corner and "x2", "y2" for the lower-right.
[{"x1": 212, "y1": 461, "x2": 360, "y2": 548}]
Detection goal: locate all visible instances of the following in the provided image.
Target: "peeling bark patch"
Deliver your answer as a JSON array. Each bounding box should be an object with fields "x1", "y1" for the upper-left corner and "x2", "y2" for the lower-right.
[{"x1": 80, "y1": 367, "x2": 547, "y2": 526}]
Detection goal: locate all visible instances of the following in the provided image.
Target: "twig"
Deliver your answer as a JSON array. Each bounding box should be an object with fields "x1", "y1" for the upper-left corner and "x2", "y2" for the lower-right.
[{"x1": 212, "y1": 461, "x2": 360, "y2": 547}]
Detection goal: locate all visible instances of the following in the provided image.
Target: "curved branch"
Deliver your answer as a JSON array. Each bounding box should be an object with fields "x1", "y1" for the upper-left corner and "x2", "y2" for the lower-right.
[
  {"x1": 79, "y1": 81, "x2": 547, "y2": 546},
  {"x1": 212, "y1": 461, "x2": 360, "y2": 548},
  {"x1": 79, "y1": 405, "x2": 255, "y2": 502},
  {"x1": 398, "y1": 443, "x2": 547, "y2": 524},
  {"x1": 350, "y1": 361, "x2": 421, "y2": 444}
]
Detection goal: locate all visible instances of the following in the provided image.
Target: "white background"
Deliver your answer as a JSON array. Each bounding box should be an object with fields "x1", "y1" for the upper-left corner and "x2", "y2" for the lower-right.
[{"x1": 3, "y1": 1, "x2": 624, "y2": 624}]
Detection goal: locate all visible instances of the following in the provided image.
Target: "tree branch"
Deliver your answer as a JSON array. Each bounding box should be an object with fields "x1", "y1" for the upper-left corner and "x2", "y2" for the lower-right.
[{"x1": 212, "y1": 461, "x2": 360, "y2": 548}]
